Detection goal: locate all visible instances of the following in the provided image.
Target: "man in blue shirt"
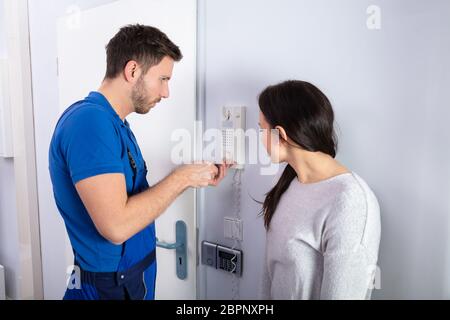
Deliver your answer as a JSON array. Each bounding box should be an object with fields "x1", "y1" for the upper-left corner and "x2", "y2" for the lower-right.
[{"x1": 49, "y1": 24, "x2": 229, "y2": 300}]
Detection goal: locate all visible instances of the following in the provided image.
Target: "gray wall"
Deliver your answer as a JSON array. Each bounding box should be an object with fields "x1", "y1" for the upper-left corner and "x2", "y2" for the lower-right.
[
  {"x1": 0, "y1": 0, "x2": 5, "y2": 57},
  {"x1": 201, "y1": 0, "x2": 450, "y2": 299}
]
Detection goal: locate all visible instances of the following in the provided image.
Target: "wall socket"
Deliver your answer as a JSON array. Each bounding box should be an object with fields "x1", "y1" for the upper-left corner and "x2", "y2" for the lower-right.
[{"x1": 224, "y1": 217, "x2": 243, "y2": 241}]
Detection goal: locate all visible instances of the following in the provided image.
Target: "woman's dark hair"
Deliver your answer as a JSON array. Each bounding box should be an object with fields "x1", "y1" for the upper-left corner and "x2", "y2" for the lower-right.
[
  {"x1": 259, "y1": 80, "x2": 338, "y2": 230},
  {"x1": 104, "y1": 24, "x2": 183, "y2": 79}
]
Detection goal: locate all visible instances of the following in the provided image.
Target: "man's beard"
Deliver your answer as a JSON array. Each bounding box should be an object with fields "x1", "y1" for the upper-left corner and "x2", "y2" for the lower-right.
[{"x1": 131, "y1": 76, "x2": 160, "y2": 114}]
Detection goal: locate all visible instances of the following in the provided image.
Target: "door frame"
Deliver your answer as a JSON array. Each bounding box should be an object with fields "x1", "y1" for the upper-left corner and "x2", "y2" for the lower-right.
[
  {"x1": 4, "y1": 0, "x2": 43, "y2": 300},
  {"x1": 195, "y1": 0, "x2": 207, "y2": 300}
]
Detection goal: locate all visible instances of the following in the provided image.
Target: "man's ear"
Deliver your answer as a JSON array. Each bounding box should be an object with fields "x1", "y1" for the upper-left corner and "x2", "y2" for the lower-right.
[
  {"x1": 274, "y1": 125, "x2": 288, "y2": 144},
  {"x1": 124, "y1": 60, "x2": 140, "y2": 83}
]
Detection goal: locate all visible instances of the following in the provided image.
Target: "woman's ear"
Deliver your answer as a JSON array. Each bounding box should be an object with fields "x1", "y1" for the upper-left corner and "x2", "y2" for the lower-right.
[{"x1": 274, "y1": 125, "x2": 288, "y2": 144}]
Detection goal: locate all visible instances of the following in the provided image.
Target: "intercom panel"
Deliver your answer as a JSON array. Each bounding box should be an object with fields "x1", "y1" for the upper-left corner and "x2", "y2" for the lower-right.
[
  {"x1": 201, "y1": 241, "x2": 243, "y2": 277},
  {"x1": 201, "y1": 241, "x2": 217, "y2": 268},
  {"x1": 221, "y1": 106, "x2": 246, "y2": 169},
  {"x1": 217, "y1": 245, "x2": 242, "y2": 276}
]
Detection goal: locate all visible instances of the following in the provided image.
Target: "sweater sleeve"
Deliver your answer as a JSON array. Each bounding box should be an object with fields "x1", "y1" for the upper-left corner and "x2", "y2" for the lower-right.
[
  {"x1": 320, "y1": 246, "x2": 375, "y2": 299},
  {"x1": 259, "y1": 239, "x2": 272, "y2": 299},
  {"x1": 319, "y1": 189, "x2": 379, "y2": 300}
]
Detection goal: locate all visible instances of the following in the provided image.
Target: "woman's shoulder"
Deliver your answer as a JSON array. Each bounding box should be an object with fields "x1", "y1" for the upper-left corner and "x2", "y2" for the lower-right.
[
  {"x1": 333, "y1": 172, "x2": 379, "y2": 214},
  {"x1": 324, "y1": 172, "x2": 381, "y2": 250}
]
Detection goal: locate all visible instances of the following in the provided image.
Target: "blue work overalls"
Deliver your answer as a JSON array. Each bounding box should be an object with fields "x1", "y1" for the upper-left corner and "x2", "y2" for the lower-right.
[{"x1": 64, "y1": 120, "x2": 157, "y2": 300}]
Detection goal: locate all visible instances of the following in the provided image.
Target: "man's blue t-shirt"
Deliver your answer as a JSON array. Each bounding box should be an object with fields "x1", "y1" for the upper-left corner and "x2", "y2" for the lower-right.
[{"x1": 49, "y1": 92, "x2": 152, "y2": 272}]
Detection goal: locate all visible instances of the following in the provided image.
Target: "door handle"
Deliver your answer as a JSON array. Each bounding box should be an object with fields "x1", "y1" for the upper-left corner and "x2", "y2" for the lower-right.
[{"x1": 156, "y1": 220, "x2": 187, "y2": 280}]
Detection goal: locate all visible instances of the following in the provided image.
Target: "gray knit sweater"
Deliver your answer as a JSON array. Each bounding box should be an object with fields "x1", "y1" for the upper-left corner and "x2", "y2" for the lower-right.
[{"x1": 260, "y1": 172, "x2": 381, "y2": 300}]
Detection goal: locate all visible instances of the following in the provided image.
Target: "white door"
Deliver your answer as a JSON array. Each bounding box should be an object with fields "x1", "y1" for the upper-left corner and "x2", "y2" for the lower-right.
[{"x1": 55, "y1": 0, "x2": 197, "y2": 299}]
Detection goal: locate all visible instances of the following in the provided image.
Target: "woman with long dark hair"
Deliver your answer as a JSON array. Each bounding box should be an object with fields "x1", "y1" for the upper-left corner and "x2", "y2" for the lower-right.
[{"x1": 258, "y1": 80, "x2": 380, "y2": 300}]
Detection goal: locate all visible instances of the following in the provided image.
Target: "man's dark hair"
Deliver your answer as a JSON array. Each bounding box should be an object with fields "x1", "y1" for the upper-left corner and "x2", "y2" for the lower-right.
[{"x1": 104, "y1": 24, "x2": 183, "y2": 79}]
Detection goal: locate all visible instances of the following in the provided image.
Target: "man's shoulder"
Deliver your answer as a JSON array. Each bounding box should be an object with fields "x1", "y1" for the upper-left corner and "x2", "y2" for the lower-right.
[
  {"x1": 51, "y1": 98, "x2": 121, "y2": 152},
  {"x1": 58, "y1": 99, "x2": 113, "y2": 129}
]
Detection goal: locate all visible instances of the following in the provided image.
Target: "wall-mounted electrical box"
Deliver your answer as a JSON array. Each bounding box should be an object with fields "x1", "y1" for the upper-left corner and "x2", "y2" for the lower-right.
[
  {"x1": 0, "y1": 58, "x2": 14, "y2": 158},
  {"x1": 201, "y1": 241, "x2": 243, "y2": 276}
]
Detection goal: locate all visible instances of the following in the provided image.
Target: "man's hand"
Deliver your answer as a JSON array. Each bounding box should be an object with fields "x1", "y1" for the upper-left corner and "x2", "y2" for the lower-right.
[
  {"x1": 209, "y1": 163, "x2": 234, "y2": 187},
  {"x1": 173, "y1": 161, "x2": 234, "y2": 188},
  {"x1": 173, "y1": 162, "x2": 219, "y2": 188}
]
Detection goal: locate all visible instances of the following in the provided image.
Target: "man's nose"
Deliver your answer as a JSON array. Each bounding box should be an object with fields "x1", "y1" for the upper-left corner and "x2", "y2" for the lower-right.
[{"x1": 161, "y1": 84, "x2": 169, "y2": 99}]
